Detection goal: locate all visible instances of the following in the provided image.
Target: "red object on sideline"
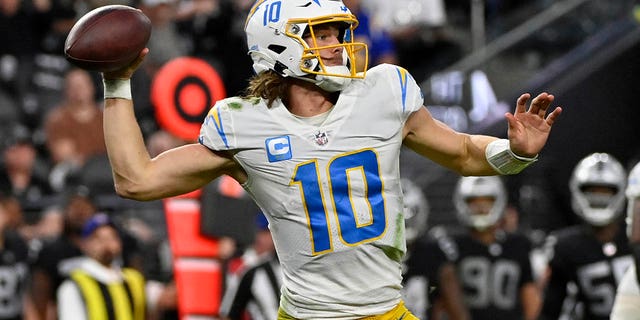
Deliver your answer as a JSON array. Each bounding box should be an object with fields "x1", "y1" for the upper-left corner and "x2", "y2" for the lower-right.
[{"x1": 164, "y1": 197, "x2": 222, "y2": 318}]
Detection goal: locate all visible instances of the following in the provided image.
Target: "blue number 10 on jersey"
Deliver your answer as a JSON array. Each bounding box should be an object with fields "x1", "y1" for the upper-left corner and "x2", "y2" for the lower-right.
[{"x1": 291, "y1": 149, "x2": 387, "y2": 255}]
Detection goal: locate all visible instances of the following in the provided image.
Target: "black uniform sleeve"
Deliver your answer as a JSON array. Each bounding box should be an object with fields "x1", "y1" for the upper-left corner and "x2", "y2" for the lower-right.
[
  {"x1": 405, "y1": 237, "x2": 450, "y2": 284},
  {"x1": 516, "y1": 235, "x2": 534, "y2": 286},
  {"x1": 540, "y1": 237, "x2": 570, "y2": 320}
]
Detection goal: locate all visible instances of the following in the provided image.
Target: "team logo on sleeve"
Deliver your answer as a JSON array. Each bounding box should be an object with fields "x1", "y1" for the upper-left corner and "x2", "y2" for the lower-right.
[{"x1": 265, "y1": 136, "x2": 292, "y2": 162}]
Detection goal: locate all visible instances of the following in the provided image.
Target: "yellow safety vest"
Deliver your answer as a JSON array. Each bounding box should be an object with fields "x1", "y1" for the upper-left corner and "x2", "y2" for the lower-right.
[{"x1": 70, "y1": 268, "x2": 146, "y2": 320}]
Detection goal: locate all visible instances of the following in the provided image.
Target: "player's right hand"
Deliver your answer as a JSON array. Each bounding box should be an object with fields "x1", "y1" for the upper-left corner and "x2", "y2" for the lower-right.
[{"x1": 103, "y1": 48, "x2": 149, "y2": 80}]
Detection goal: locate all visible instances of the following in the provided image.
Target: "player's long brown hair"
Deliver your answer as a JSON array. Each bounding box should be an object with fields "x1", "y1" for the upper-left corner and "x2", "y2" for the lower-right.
[
  {"x1": 243, "y1": 70, "x2": 290, "y2": 108},
  {"x1": 242, "y1": 70, "x2": 339, "y2": 108}
]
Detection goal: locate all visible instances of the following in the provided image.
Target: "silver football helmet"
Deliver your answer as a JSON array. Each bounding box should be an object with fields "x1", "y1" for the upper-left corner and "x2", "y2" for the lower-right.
[
  {"x1": 244, "y1": 0, "x2": 368, "y2": 91},
  {"x1": 401, "y1": 178, "x2": 429, "y2": 244},
  {"x1": 625, "y1": 161, "x2": 640, "y2": 237},
  {"x1": 570, "y1": 153, "x2": 626, "y2": 226},
  {"x1": 453, "y1": 176, "x2": 507, "y2": 230}
]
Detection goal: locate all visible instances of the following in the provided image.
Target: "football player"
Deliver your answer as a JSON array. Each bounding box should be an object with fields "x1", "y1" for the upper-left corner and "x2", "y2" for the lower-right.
[
  {"x1": 99, "y1": 0, "x2": 561, "y2": 318},
  {"x1": 610, "y1": 161, "x2": 640, "y2": 320},
  {"x1": 0, "y1": 195, "x2": 29, "y2": 320},
  {"x1": 402, "y1": 178, "x2": 470, "y2": 320},
  {"x1": 435, "y1": 176, "x2": 539, "y2": 320},
  {"x1": 540, "y1": 153, "x2": 633, "y2": 320}
]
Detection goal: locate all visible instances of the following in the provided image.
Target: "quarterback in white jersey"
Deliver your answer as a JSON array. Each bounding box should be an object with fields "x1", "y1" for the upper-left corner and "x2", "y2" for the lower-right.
[
  {"x1": 200, "y1": 64, "x2": 422, "y2": 317},
  {"x1": 99, "y1": 0, "x2": 561, "y2": 318}
]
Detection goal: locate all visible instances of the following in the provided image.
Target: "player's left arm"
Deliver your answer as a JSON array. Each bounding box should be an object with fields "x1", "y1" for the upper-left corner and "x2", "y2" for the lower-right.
[
  {"x1": 520, "y1": 282, "x2": 541, "y2": 320},
  {"x1": 402, "y1": 93, "x2": 561, "y2": 176},
  {"x1": 438, "y1": 263, "x2": 471, "y2": 320}
]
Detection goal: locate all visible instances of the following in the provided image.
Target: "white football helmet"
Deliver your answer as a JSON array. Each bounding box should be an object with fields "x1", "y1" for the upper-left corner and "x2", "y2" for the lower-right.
[
  {"x1": 570, "y1": 153, "x2": 626, "y2": 226},
  {"x1": 625, "y1": 162, "x2": 640, "y2": 237},
  {"x1": 453, "y1": 176, "x2": 507, "y2": 230},
  {"x1": 244, "y1": 0, "x2": 368, "y2": 91},
  {"x1": 400, "y1": 178, "x2": 429, "y2": 244}
]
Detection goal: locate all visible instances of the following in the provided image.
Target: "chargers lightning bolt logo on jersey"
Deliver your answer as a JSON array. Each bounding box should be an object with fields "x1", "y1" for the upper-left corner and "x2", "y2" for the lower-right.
[
  {"x1": 204, "y1": 104, "x2": 229, "y2": 148},
  {"x1": 396, "y1": 67, "x2": 410, "y2": 112}
]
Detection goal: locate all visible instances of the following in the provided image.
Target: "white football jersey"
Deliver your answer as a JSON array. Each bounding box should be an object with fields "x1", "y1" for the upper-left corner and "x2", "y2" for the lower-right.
[
  {"x1": 199, "y1": 64, "x2": 424, "y2": 319},
  {"x1": 611, "y1": 265, "x2": 640, "y2": 320}
]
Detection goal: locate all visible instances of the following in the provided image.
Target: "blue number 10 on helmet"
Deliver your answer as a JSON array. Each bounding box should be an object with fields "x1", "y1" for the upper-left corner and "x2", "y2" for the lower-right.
[{"x1": 244, "y1": 0, "x2": 369, "y2": 92}]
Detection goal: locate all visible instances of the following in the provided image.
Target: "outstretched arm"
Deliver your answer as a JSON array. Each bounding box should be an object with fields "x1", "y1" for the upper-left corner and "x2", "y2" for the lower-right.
[
  {"x1": 403, "y1": 92, "x2": 561, "y2": 176},
  {"x1": 102, "y1": 49, "x2": 238, "y2": 201}
]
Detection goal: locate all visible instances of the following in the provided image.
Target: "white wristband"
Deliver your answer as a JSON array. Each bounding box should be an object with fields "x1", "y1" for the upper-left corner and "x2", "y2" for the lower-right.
[
  {"x1": 103, "y1": 78, "x2": 132, "y2": 100},
  {"x1": 485, "y1": 139, "x2": 538, "y2": 175}
]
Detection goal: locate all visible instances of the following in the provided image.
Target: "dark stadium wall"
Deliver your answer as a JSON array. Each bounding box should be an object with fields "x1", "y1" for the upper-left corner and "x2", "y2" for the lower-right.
[{"x1": 486, "y1": 30, "x2": 640, "y2": 233}]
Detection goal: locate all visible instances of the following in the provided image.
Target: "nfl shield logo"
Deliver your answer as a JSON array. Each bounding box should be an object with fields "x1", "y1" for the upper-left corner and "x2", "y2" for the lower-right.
[{"x1": 314, "y1": 131, "x2": 329, "y2": 146}]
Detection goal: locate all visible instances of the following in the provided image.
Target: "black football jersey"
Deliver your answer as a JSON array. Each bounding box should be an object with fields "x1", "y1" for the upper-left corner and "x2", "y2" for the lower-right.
[
  {"x1": 441, "y1": 229, "x2": 534, "y2": 320},
  {"x1": 31, "y1": 236, "x2": 83, "y2": 291},
  {"x1": 540, "y1": 224, "x2": 632, "y2": 320},
  {"x1": 0, "y1": 231, "x2": 29, "y2": 320},
  {"x1": 404, "y1": 234, "x2": 451, "y2": 291}
]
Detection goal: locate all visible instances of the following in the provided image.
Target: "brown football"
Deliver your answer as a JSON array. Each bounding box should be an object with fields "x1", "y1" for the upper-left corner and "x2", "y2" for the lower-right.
[{"x1": 64, "y1": 5, "x2": 151, "y2": 72}]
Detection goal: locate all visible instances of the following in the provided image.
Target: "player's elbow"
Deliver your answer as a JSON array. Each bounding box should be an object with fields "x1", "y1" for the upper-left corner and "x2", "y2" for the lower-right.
[
  {"x1": 113, "y1": 181, "x2": 139, "y2": 199},
  {"x1": 113, "y1": 178, "x2": 154, "y2": 201}
]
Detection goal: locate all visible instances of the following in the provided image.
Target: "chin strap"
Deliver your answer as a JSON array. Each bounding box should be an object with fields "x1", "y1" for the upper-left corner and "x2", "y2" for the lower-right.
[{"x1": 315, "y1": 65, "x2": 352, "y2": 92}]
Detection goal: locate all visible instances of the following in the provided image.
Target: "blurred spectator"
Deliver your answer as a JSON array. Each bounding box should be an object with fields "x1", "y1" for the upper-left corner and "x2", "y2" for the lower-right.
[
  {"x1": 57, "y1": 213, "x2": 147, "y2": 320},
  {"x1": 39, "y1": 0, "x2": 76, "y2": 54},
  {"x1": 219, "y1": 212, "x2": 280, "y2": 320},
  {"x1": 363, "y1": 0, "x2": 463, "y2": 83},
  {"x1": 32, "y1": 205, "x2": 63, "y2": 242},
  {"x1": 175, "y1": 0, "x2": 233, "y2": 63},
  {"x1": 0, "y1": 0, "x2": 49, "y2": 113},
  {"x1": 0, "y1": 193, "x2": 30, "y2": 320},
  {"x1": 0, "y1": 195, "x2": 25, "y2": 233},
  {"x1": 138, "y1": 237, "x2": 178, "y2": 320},
  {"x1": 0, "y1": 90, "x2": 19, "y2": 125},
  {"x1": 133, "y1": 0, "x2": 189, "y2": 137},
  {"x1": 44, "y1": 68, "x2": 106, "y2": 191},
  {"x1": 29, "y1": 186, "x2": 143, "y2": 320},
  {"x1": 343, "y1": 0, "x2": 398, "y2": 71},
  {"x1": 175, "y1": 0, "x2": 253, "y2": 96},
  {"x1": 28, "y1": 0, "x2": 79, "y2": 118},
  {"x1": 0, "y1": 193, "x2": 50, "y2": 250},
  {"x1": 0, "y1": 123, "x2": 53, "y2": 212},
  {"x1": 147, "y1": 129, "x2": 186, "y2": 158},
  {"x1": 140, "y1": 0, "x2": 188, "y2": 74}
]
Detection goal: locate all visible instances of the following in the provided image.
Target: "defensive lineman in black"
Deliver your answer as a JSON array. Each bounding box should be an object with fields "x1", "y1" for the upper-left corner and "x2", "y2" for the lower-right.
[
  {"x1": 540, "y1": 153, "x2": 633, "y2": 320},
  {"x1": 541, "y1": 224, "x2": 632, "y2": 319},
  {"x1": 440, "y1": 228, "x2": 536, "y2": 320},
  {"x1": 437, "y1": 176, "x2": 539, "y2": 320},
  {"x1": 404, "y1": 229, "x2": 469, "y2": 320}
]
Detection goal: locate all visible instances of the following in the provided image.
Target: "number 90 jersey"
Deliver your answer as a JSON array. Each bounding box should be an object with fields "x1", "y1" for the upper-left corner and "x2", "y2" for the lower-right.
[{"x1": 200, "y1": 64, "x2": 424, "y2": 319}]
